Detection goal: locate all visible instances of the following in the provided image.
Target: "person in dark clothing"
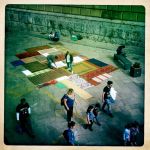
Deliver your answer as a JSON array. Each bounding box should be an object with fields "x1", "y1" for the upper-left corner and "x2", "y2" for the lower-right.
[
  {"x1": 93, "y1": 103, "x2": 101, "y2": 126},
  {"x1": 130, "y1": 122, "x2": 139, "y2": 146},
  {"x1": 47, "y1": 55, "x2": 58, "y2": 69},
  {"x1": 101, "y1": 81, "x2": 114, "y2": 117},
  {"x1": 63, "y1": 89, "x2": 75, "y2": 122},
  {"x1": 116, "y1": 45, "x2": 126, "y2": 56},
  {"x1": 63, "y1": 121, "x2": 76, "y2": 145},
  {"x1": 85, "y1": 105, "x2": 95, "y2": 131},
  {"x1": 16, "y1": 98, "x2": 34, "y2": 138},
  {"x1": 65, "y1": 51, "x2": 74, "y2": 73}
]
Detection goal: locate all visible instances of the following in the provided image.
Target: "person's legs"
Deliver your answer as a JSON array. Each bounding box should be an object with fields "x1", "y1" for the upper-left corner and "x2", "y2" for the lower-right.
[
  {"x1": 94, "y1": 116, "x2": 101, "y2": 126},
  {"x1": 24, "y1": 118, "x2": 35, "y2": 138},
  {"x1": 67, "y1": 107, "x2": 73, "y2": 122},
  {"x1": 70, "y1": 63, "x2": 73, "y2": 72},
  {"x1": 102, "y1": 101, "x2": 107, "y2": 112},
  {"x1": 89, "y1": 120, "x2": 93, "y2": 131},
  {"x1": 67, "y1": 62, "x2": 70, "y2": 70},
  {"x1": 48, "y1": 59, "x2": 53, "y2": 68},
  {"x1": 106, "y1": 100, "x2": 113, "y2": 117}
]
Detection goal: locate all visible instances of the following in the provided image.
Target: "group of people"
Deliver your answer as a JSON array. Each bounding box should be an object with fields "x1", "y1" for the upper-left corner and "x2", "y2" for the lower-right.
[
  {"x1": 15, "y1": 80, "x2": 116, "y2": 145},
  {"x1": 15, "y1": 80, "x2": 142, "y2": 146},
  {"x1": 46, "y1": 51, "x2": 73, "y2": 73},
  {"x1": 61, "y1": 80, "x2": 117, "y2": 145},
  {"x1": 123, "y1": 121, "x2": 140, "y2": 146}
]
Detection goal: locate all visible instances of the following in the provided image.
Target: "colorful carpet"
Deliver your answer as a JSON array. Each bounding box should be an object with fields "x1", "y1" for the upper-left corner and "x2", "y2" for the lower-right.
[
  {"x1": 27, "y1": 68, "x2": 51, "y2": 77},
  {"x1": 16, "y1": 51, "x2": 40, "y2": 59},
  {"x1": 55, "y1": 82, "x2": 67, "y2": 89},
  {"x1": 26, "y1": 45, "x2": 52, "y2": 53},
  {"x1": 28, "y1": 68, "x2": 71, "y2": 85},
  {"x1": 73, "y1": 61, "x2": 97, "y2": 75},
  {"x1": 21, "y1": 56, "x2": 37, "y2": 63},
  {"x1": 34, "y1": 55, "x2": 47, "y2": 63},
  {"x1": 38, "y1": 48, "x2": 58, "y2": 55},
  {"x1": 60, "y1": 79, "x2": 93, "y2": 100},
  {"x1": 11, "y1": 60, "x2": 24, "y2": 67},
  {"x1": 87, "y1": 58, "x2": 108, "y2": 67},
  {"x1": 81, "y1": 65, "x2": 117, "y2": 80},
  {"x1": 68, "y1": 74, "x2": 93, "y2": 89},
  {"x1": 23, "y1": 61, "x2": 48, "y2": 72}
]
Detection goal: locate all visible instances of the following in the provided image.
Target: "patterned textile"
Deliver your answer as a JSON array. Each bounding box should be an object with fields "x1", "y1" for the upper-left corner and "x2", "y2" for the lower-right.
[
  {"x1": 21, "y1": 56, "x2": 37, "y2": 63},
  {"x1": 73, "y1": 61, "x2": 97, "y2": 75},
  {"x1": 28, "y1": 68, "x2": 71, "y2": 85},
  {"x1": 27, "y1": 68, "x2": 51, "y2": 77},
  {"x1": 60, "y1": 79, "x2": 93, "y2": 100},
  {"x1": 81, "y1": 65, "x2": 117, "y2": 80},
  {"x1": 68, "y1": 74, "x2": 93, "y2": 89},
  {"x1": 38, "y1": 48, "x2": 58, "y2": 55},
  {"x1": 23, "y1": 61, "x2": 48, "y2": 72},
  {"x1": 26, "y1": 45, "x2": 52, "y2": 53},
  {"x1": 34, "y1": 55, "x2": 47, "y2": 63}
]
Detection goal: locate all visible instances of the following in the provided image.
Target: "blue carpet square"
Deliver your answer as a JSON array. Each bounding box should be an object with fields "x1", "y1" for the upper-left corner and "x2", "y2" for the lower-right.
[
  {"x1": 87, "y1": 58, "x2": 108, "y2": 67},
  {"x1": 11, "y1": 60, "x2": 25, "y2": 67}
]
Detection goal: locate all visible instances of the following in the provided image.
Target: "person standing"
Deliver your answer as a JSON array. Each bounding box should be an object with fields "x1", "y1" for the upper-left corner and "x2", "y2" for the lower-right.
[
  {"x1": 47, "y1": 55, "x2": 58, "y2": 69},
  {"x1": 101, "y1": 81, "x2": 114, "y2": 117},
  {"x1": 65, "y1": 51, "x2": 73, "y2": 73},
  {"x1": 63, "y1": 89, "x2": 75, "y2": 122},
  {"x1": 63, "y1": 121, "x2": 76, "y2": 145},
  {"x1": 16, "y1": 98, "x2": 34, "y2": 138},
  {"x1": 85, "y1": 105, "x2": 95, "y2": 131},
  {"x1": 123, "y1": 124, "x2": 131, "y2": 146}
]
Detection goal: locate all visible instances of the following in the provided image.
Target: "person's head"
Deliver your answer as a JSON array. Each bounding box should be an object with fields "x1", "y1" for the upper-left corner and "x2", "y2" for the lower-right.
[
  {"x1": 87, "y1": 105, "x2": 94, "y2": 113},
  {"x1": 55, "y1": 56, "x2": 58, "y2": 60},
  {"x1": 68, "y1": 121, "x2": 76, "y2": 129},
  {"x1": 121, "y1": 45, "x2": 125, "y2": 49},
  {"x1": 107, "y1": 81, "x2": 113, "y2": 87},
  {"x1": 67, "y1": 88, "x2": 74, "y2": 95},
  {"x1": 125, "y1": 123, "x2": 131, "y2": 129},
  {"x1": 20, "y1": 98, "x2": 26, "y2": 104},
  {"x1": 66, "y1": 51, "x2": 69, "y2": 55},
  {"x1": 95, "y1": 103, "x2": 100, "y2": 109}
]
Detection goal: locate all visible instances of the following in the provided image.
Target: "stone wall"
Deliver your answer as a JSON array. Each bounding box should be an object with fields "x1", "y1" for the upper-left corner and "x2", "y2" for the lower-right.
[{"x1": 6, "y1": 6, "x2": 145, "y2": 47}]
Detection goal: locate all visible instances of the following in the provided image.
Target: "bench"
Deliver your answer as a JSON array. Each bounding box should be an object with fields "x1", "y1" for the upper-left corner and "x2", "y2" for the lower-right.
[{"x1": 114, "y1": 54, "x2": 132, "y2": 70}]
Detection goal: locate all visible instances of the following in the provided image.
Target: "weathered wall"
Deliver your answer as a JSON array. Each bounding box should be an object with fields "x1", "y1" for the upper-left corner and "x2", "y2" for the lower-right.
[{"x1": 6, "y1": 5, "x2": 145, "y2": 47}]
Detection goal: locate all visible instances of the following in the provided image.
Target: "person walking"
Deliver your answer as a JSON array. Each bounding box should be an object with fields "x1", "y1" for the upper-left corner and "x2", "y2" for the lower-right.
[
  {"x1": 85, "y1": 105, "x2": 95, "y2": 131},
  {"x1": 101, "y1": 81, "x2": 114, "y2": 117},
  {"x1": 65, "y1": 51, "x2": 73, "y2": 73},
  {"x1": 47, "y1": 55, "x2": 58, "y2": 69},
  {"x1": 93, "y1": 103, "x2": 101, "y2": 126},
  {"x1": 63, "y1": 121, "x2": 76, "y2": 145},
  {"x1": 16, "y1": 98, "x2": 35, "y2": 138},
  {"x1": 123, "y1": 123, "x2": 131, "y2": 146},
  {"x1": 63, "y1": 89, "x2": 75, "y2": 122}
]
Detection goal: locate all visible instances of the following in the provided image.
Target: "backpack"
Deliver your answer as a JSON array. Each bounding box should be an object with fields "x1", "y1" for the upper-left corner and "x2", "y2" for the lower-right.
[
  {"x1": 63, "y1": 129, "x2": 69, "y2": 141},
  {"x1": 61, "y1": 94, "x2": 67, "y2": 106}
]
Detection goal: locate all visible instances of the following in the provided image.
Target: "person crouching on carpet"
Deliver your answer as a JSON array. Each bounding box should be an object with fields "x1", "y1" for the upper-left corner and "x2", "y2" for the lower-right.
[{"x1": 47, "y1": 54, "x2": 58, "y2": 69}]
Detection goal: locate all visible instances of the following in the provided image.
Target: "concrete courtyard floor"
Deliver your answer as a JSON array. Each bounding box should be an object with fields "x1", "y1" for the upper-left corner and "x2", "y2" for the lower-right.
[{"x1": 4, "y1": 31, "x2": 144, "y2": 146}]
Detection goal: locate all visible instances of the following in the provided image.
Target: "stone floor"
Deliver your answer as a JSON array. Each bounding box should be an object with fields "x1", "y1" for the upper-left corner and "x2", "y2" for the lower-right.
[{"x1": 4, "y1": 31, "x2": 144, "y2": 146}]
